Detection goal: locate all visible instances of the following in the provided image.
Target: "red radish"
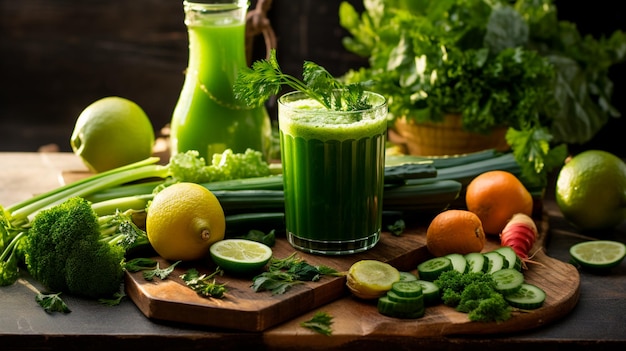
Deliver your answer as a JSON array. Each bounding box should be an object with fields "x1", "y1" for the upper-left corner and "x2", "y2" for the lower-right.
[{"x1": 500, "y1": 213, "x2": 540, "y2": 268}]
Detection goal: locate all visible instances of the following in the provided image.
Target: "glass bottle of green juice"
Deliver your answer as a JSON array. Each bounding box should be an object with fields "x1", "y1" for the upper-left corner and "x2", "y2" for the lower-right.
[{"x1": 171, "y1": 0, "x2": 272, "y2": 160}]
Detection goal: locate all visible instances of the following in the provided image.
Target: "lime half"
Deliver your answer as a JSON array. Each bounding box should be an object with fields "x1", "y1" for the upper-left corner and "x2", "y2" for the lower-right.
[
  {"x1": 209, "y1": 239, "x2": 272, "y2": 274},
  {"x1": 569, "y1": 240, "x2": 626, "y2": 269}
]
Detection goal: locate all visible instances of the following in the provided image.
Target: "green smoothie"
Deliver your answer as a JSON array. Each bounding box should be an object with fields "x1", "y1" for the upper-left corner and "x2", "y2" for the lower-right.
[
  {"x1": 170, "y1": 1, "x2": 271, "y2": 161},
  {"x1": 278, "y1": 91, "x2": 387, "y2": 255}
]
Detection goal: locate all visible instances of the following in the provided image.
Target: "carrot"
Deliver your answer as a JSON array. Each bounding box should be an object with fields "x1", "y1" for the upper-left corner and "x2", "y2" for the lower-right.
[{"x1": 500, "y1": 213, "x2": 541, "y2": 268}]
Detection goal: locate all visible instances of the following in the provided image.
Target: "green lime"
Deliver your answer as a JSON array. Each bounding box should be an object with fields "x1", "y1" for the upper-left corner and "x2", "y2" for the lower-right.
[
  {"x1": 70, "y1": 96, "x2": 155, "y2": 173},
  {"x1": 569, "y1": 240, "x2": 626, "y2": 269},
  {"x1": 555, "y1": 150, "x2": 626, "y2": 231},
  {"x1": 209, "y1": 239, "x2": 272, "y2": 274}
]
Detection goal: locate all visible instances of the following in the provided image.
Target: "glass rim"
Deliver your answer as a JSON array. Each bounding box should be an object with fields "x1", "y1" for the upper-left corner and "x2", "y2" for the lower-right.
[{"x1": 277, "y1": 90, "x2": 387, "y2": 114}]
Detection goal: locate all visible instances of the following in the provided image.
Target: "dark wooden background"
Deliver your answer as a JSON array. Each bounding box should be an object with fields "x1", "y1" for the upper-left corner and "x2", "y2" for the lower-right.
[{"x1": 1, "y1": 0, "x2": 624, "y2": 157}]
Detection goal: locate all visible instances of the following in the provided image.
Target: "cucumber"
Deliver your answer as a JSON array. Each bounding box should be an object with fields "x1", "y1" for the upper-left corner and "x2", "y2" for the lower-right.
[
  {"x1": 490, "y1": 268, "x2": 525, "y2": 295},
  {"x1": 377, "y1": 295, "x2": 425, "y2": 319},
  {"x1": 444, "y1": 253, "x2": 468, "y2": 273},
  {"x1": 417, "y1": 257, "x2": 453, "y2": 281},
  {"x1": 414, "y1": 280, "x2": 440, "y2": 306},
  {"x1": 386, "y1": 290, "x2": 423, "y2": 304},
  {"x1": 390, "y1": 281, "x2": 423, "y2": 298},
  {"x1": 504, "y1": 283, "x2": 546, "y2": 310},
  {"x1": 382, "y1": 180, "x2": 462, "y2": 212},
  {"x1": 494, "y1": 246, "x2": 522, "y2": 271},
  {"x1": 398, "y1": 271, "x2": 418, "y2": 282},
  {"x1": 483, "y1": 251, "x2": 506, "y2": 274},
  {"x1": 384, "y1": 162, "x2": 437, "y2": 184},
  {"x1": 464, "y1": 252, "x2": 488, "y2": 273}
]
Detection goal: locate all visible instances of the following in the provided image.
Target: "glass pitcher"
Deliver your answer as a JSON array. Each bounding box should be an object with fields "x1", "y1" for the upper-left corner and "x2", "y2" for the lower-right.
[{"x1": 170, "y1": 0, "x2": 272, "y2": 160}]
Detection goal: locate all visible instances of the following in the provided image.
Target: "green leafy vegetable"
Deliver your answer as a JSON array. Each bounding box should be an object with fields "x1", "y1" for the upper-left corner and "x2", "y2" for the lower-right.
[
  {"x1": 36, "y1": 292, "x2": 71, "y2": 314},
  {"x1": 234, "y1": 49, "x2": 370, "y2": 111},
  {"x1": 180, "y1": 267, "x2": 227, "y2": 298},
  {"x1": 142, "y1": 261, "x2": 182, "y2": 281},
  {"x1": 238, "y1": 229, "x2": 276, "y2": 247},
  {"x1": 98, "y1": 291, "x2": 126, "y2": 306},
  {"x1": 300, "y1": 311, "x2": 334, "y2": 335},
  {"x1": 338, "y1": 0, "x2": 626, "y2": 188},
  {"x1": 251, "y1": 253, "x2": 341, "y2": 295},
  {"x1": 123, "y1": 257, "x2": 158, "y2": 272},
  {"x1": 434, "y1": 270, "x2": 512, "y2": 322}
]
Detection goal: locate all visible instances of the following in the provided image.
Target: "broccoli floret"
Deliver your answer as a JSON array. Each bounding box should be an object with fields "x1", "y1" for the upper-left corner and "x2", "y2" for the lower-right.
[
  {"x1": 168, "y1": 149, "x2": 270, "y2": 183},
  {"x1": 467, "y1": 293, "x2": 512, "y2": 322},
  {"x1": 25, "y1": 197, "x2": 125, "y2": 298},
  {"x1": 434, "y1": 269, "x2": 512, "y2": 323}
]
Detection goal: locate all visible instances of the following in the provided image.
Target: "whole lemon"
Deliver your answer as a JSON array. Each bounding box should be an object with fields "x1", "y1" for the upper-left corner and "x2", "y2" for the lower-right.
[
  {"x1": 146, "y1": 182, "x2": 226, "y2": 261},
  {"x1": 70, "y1": 96, "x2": 155, "y2": 173},
  {"x1": 556, "y1": 150, "x2": 626, "y2": 231}
]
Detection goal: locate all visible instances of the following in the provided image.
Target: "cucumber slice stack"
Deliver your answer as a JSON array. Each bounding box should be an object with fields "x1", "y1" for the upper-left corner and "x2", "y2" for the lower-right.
[{"x1": 377, "y1": 281, "x2": 425, "y2": 319}]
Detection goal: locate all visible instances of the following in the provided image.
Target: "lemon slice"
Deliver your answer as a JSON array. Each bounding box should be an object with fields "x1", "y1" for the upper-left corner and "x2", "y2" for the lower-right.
[
  {"x1": 569, "y1": 240, "x2": 626, "y2": 269},
  {"x1": 346, "y1": 260, "x2": 401, "y2": 299},
  {"x1": 209, "y1": 239, "x2": 273, "y2": 274}
]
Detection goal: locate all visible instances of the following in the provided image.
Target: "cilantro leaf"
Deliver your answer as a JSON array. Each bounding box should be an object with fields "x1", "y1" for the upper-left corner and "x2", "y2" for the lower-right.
[
  {"x1": 142, "y1": 260, "x2": 181, "y2": 281},
  {"x1": 35, "y1": 292, "x2": 71, "y2": 314},
  {"x1": 301, "y1": 311, "x2": 334, "y2": 336}
]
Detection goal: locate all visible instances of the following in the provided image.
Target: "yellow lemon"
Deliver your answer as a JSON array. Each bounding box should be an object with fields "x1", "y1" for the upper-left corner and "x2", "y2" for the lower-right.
[
  {"x1": 556, "y1": 150, "x2": 626, "y2": 231},
  {"x1": 70, "y1": 96, "x2": 155, "y2": 173},
  {"x1": 146, "y1": 182, "x2": 225, "y2": 261}
]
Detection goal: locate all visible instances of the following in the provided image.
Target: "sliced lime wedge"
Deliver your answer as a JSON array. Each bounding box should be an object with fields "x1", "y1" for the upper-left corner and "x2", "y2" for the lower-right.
[
  {"x1": 209, "y1": 239, "x2": 273, "y2": 274},
  {"x1": 569, "y1": 240, "x2": 626, "y2": 269}
]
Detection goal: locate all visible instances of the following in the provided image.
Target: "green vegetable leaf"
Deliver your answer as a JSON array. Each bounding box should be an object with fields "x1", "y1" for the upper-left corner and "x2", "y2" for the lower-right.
[
  {"x1": 300, "y1": 311, "x2": 334, "y2": 336},
  {"x1": 143, "y1": 260, "x2": 182, "y2": 281},
  {"x1": 234, "y1": 49, "x2": 370, "y2": 111},
  {"x1": 251, "y1": 253, "x2": 340, "y2": 295},
  {"x1": 180, "y1": 267, "x2": 227, "y2": 298},
  {"x1": 387, "y1": 219, "x2": 406, "y2": 236},
  {"x1": 123, "y1": 257, "x2": 158, "y2": 272},
  {"x1": 239, "y1": 229, "x2": 276, "y2": 247},
  {"x1": 35, "y1": 292, "x2": 71, "y2": 314},
  {"x1": 98, "y1": 291, "x2": 126, "y2": 306}
]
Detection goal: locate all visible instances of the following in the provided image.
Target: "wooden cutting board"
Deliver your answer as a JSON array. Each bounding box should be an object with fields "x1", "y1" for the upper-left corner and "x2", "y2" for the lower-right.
[{"x1": 125, "y1": 212, "x2": 580, "y2": 333}]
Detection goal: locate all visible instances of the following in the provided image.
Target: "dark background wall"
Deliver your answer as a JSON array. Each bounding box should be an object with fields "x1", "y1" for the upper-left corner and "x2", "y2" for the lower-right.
[{"x1": 1, "y1": 0, "x2": 623, "y2": 156}]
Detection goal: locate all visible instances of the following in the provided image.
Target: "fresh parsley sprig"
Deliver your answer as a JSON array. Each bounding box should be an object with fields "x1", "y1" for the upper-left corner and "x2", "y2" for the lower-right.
[{"x1": 234, "y1": 49, "x2": 370, "y2": 111}]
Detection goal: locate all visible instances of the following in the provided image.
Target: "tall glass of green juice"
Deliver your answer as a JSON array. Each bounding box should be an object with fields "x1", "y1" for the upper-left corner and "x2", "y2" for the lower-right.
[
  {"x1": 278, "y1": 91, "x2": 387, "y2": 255},
  {"x1": 170, "y1": 0, "x2": 272, "y2": 161}
]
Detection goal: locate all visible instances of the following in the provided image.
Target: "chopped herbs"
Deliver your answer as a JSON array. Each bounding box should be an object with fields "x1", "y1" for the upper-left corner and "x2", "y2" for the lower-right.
[
  {"x1": 234, "y1": 49, "x2": 370, "y2": 111},
  {"x1": 251, "y1": 253, "x2": 341, "y2": 295},
  {"x1": 180, "y1": 267, "x2": 227, "y2": 298}
]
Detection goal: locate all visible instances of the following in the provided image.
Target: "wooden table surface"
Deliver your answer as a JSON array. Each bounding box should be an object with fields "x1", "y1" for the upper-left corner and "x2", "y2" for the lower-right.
[{"x1": 1, "y1": 152, "x2": 625, "y2": 351}]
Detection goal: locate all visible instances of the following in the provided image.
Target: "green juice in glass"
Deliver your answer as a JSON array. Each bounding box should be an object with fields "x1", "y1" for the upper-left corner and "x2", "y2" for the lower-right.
[
  {"x1": 171, "y1": 1, "x2": 271, "y2": 161},
  {"x1": 278, "y1": 91, "x2": 387, "y2": 255}
]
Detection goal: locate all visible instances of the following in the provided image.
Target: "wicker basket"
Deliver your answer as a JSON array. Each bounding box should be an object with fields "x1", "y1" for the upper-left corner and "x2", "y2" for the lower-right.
[{"x1": 393, "y1": 114, "x2": 510, "y2": 156}]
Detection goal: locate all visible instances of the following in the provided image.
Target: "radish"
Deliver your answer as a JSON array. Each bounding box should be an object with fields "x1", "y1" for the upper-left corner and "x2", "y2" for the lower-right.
[{"x1": 500, "y1": 213, "x2": 541, "y2": 268}]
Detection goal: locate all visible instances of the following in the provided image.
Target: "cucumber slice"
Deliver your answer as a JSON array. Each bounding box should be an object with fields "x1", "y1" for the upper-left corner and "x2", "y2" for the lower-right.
[
  {"x1": 444, "y1": 253, "x2": 468, "y2": 273},
  {"x1": 391, "y1": 281, "x2": 423, "y2": 298},
  {"x1": 387, "y1": 290, "x2": 423, "y2": 304},
  {"x1": 483, "y1": 251, "x2": 506, "y2": 274},
  {"x1": 399, "y1": 271, "x2": 418, "y2": 282},
  {"x1": 417, "y1": 257, "x2": 453, "y2": 281},
  {"x1": 414, "y1": 280, "x2": 440, "y2": 306},
  {"x1": 465, "y1": 252, "x2": 488, "y2": 273},
  {"x1": 504, "y1": 283, "x2": 546, "y2": 309},
  {"x1": 495, "y1": 246, "x2": 522, "y2": 271},
  {"x1": 377, "y1": 295, "x2": 425, "y2": 319},
  {"x1": 490, "y1": 268, "x2": 524, "y2": 295}
]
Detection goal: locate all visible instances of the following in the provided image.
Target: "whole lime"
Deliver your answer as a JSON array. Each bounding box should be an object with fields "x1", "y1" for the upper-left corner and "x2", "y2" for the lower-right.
[
  {"x1": 555, "y1": 150, "x2": 626, "y2": 231},
  {"x1": 70, "y1": 96, "x2": 155, "y2": 173}
]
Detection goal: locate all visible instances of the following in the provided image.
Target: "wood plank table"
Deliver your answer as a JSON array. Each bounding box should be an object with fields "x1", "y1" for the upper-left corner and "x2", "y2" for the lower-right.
[{"x1": 1, "y1": 152, "x2": 625, "y2": 351}]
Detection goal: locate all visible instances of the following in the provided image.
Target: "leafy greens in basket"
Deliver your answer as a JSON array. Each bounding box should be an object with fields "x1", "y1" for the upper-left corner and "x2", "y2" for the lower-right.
[{"x1": 338, "y1": 0, "x2": 626, "y2": 188}]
